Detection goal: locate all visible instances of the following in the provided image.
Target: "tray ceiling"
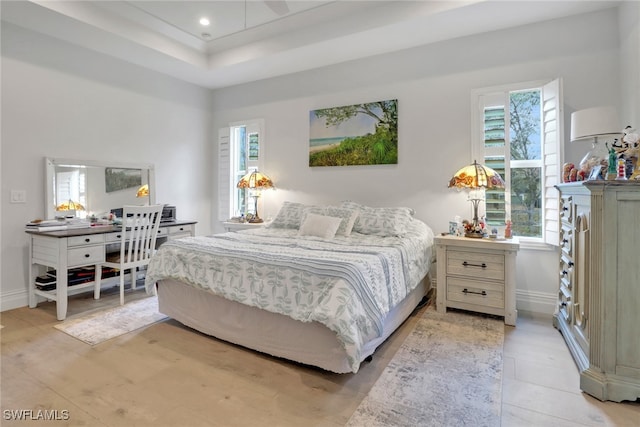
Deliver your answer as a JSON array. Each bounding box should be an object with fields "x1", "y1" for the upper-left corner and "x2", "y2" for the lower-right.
[{"x1": 1, "y1": 1, "x2": 619, "y2": 89}]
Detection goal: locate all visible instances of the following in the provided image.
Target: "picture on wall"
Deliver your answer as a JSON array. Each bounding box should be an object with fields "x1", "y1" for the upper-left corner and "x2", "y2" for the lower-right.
[
  {"x1": 105, "y1": 167, "x2": 142, "y2": 193},
  {"x1": 309, "y1": 99, "x2": 398, "y2": 167}
]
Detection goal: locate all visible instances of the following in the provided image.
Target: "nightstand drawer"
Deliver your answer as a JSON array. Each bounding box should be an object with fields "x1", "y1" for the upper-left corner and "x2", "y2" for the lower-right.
[
  {"x1": 447, "y1": 277, "x2": 504, "y2": 309},
  {"x1": 67, "y1": 245, "x2": 105, "y2": 267},
  {"x1": 446, "y1": 250, "x2": 504, "y2": 281}
]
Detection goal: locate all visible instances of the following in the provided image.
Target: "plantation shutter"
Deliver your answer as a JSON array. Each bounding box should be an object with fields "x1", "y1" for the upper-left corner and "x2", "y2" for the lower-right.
[
  {"x1": 541, "y1": 78, "x2": 563, "y2": 246},
  {"x1": 218, "y1": 127, "x2": 231, "y2": 221},
  {"x1": 477, "y1": 92, "x2": 510, "y2": 227}
]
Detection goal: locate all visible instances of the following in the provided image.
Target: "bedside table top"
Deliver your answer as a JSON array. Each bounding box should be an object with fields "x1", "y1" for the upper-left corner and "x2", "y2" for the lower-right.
[{"x1": 435, "y1": 234, "x2": 520, "y2": 250}]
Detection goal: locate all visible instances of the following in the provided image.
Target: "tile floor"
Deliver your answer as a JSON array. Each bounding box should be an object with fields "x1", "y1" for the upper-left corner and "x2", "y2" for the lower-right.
[{"x1": 1, "y1": 288, "x2": 638, "y2": 426}]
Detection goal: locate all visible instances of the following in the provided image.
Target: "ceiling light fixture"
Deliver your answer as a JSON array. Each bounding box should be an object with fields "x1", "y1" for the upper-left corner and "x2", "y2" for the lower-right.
[{"x1": 199, "y1": 17, "x2": 210, "y2": 26}]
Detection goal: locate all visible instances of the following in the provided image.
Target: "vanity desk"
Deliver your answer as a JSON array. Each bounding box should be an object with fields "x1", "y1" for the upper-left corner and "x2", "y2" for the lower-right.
[{"x1": 26, "y1": 220, "x2": 196, "y2": 320}]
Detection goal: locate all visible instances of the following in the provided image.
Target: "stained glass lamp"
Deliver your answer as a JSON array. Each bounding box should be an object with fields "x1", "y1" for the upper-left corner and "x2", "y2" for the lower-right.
[
  {"x1": 237, "y1": 171, "x2": 274, "y2": 223},
  {"x1": 448, "y1": 160, "x2": 505, "y2": 238}
]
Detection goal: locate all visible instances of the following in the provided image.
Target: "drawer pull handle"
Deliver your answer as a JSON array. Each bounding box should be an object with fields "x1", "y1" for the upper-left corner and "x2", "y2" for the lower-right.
[
  {"x1": 562, "y1": 270, "x2": 568, "y2": 276},
  {"x1": 84, "y1": 254, "x2": 90, "y2": 258},
  {"x1": 116, "y1": 234, "x2": 121, "y2": 239},
  {"x1": 562, "y1": 239, "x2": 568, "y2": 244},
  {"x1": 85, "y1": 238, "x2": 90, "y2": 243},
  {"x1": 568, "y1": 261, "x2": 574, "y2": 267},
  {"x1": 462, "y1": 261, "x2": 487, "y2": 268},
  {"x1": 462, "y1": 288, "x2": 487, "y2": 296}
]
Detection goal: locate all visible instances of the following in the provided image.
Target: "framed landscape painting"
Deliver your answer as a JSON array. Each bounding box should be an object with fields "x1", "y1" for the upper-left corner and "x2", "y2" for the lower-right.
[
  {"x1": 309, "y1": 99, "x2": 398, "y2": 167},
  {"x1": 105, "y1": 167, "x2": 142, "y2": 193}
]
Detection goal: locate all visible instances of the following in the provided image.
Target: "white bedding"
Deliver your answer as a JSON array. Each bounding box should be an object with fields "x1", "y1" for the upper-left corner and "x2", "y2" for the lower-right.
[{"x1": 145, "y1": 219, "x2": 434, "y2": 372}]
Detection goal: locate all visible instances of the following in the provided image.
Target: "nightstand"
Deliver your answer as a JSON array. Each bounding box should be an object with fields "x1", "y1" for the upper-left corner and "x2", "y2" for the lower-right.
[
  {"x1": 223, "y1": 221, "x2": 269, "y2": 232},
  {"x1": 435, "y1": 235, "x2": 520, "y2": 326}
]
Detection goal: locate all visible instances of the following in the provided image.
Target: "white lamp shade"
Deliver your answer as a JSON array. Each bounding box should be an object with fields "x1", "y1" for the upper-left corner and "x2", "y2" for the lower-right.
[{"x1": 570, "y1": 106, "x2": 621, "y2": 141}]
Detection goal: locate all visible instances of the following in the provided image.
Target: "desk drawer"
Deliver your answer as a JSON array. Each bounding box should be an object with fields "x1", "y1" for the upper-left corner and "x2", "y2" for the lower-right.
[
  {"x1": 105, "y1": 231, "x2": 125, "y2": 243},
  {"x1": 168, "y1": 224, "x2": 192, "y2": 238},
  {"x1": 68, "y1": 234, "x2": 105, "y2": 247},
  {"x1": 446, "y1": 250, "x2": 504, "y2": 280},
  {"x1": 447, "y1": 277, "x2": 504, "y2": 309},
  {"x1": 68, "y1": 245, "x2": 104, "y2": 267}
]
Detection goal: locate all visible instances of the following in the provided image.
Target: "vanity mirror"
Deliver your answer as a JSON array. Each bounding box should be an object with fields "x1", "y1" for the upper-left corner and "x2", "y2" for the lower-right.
[{"x1": 45, "y1": 158, "x2": 155, "y2": 219}]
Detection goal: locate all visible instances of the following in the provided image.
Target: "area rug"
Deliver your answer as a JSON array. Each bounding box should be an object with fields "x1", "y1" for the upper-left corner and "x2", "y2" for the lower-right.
[
  {"x1": 54, "y1": 297, "x2": 167, "y2": 345},
  {"x1": 346, "y1": 306, "x2": 504, "y2": 427}
]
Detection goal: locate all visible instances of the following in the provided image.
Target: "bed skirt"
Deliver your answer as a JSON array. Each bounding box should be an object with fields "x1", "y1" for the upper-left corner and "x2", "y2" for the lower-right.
[{"x1": 156, "y1": 274, "x2": 431, "y2": 373}]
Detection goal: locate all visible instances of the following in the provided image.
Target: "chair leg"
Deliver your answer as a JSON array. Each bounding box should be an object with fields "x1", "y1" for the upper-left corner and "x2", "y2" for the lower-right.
[
  {"x1": 131, "y1": 267, "x2": 137, "y2": 290},
  {"x1": 120, "y1": 269, "x2": 126, "y2": 306},
  {"x1": 94, "y1": 265, "x2": 102, "y2": 300}
]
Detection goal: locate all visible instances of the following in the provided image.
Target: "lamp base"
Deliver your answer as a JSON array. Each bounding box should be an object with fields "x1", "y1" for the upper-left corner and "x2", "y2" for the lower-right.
[{"x1": 465, "y1": 230, "x2": 485, "y2": 238}]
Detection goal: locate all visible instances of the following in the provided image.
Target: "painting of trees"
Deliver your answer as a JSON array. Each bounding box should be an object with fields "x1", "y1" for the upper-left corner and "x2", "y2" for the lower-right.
[{"x1": 309, "y1": 99, "x2": 398, "y2": 166}]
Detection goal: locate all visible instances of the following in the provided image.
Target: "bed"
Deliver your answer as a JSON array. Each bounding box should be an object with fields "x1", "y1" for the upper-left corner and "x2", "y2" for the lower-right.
[{"x1": 145, "y1": 201, "x2": 435, "y2": 373}]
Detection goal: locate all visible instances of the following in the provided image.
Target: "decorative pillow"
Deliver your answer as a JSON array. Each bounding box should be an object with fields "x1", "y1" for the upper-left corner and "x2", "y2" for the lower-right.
[
  {"x1": 300, "y1": 206, "x2": 359, "y2": 236},
  {"x1": 340, "y1": 201, "x2": 414, "y2": 237},
  {"x1": 267, "y1": 201, "x2": 307, "y2": 229},
  {"x1": 298, "y1": 213, "x2": 342, "y2": 239}
]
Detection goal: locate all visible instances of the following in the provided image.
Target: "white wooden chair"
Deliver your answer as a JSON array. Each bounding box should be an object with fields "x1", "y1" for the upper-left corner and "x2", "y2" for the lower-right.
[{"x1": 94, "y1": 204, "x2": 163, "y2": 305}]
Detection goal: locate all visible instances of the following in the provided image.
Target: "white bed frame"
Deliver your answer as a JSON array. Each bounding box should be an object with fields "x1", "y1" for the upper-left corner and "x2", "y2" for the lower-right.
[{"x1": 156, "y1": 274, "x2": 431, "y2": 373}]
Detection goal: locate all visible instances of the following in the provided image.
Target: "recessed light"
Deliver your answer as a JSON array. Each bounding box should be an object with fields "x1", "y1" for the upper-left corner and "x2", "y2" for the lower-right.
[{"x1": 199, "y1": 17, "x2": 210, "y2": 26}]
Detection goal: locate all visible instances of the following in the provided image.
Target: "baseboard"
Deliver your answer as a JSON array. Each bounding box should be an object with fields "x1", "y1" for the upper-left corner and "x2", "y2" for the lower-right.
[
  {"x1": 1, "y1": 289, "x2": 28, "y2": 312},
  {"x1": 516, "y1": 289, "x2": 557, "y2": 315}
]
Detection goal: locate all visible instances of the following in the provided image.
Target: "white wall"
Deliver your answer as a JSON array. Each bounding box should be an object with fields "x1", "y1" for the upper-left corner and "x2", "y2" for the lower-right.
[
  {"x1": 1, "y1": 23, "x2": 214, "y2": 311},
  {"x1": 619, "y1": 1, "x2": 640, "y2": 127},
  {"x1": 211, "y1": 8, "x2": 622, "y2": 314}
]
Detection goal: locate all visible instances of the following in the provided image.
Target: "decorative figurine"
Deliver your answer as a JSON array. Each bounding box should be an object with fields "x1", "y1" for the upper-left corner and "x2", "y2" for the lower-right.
[
  {"x1": 606, "y1": 142, "x2": 617, "y2": 180},
  {"x1": 616, "y1": 158, "x2": 628, "y2": 180},
  {"x1": 505, "y1": 220, "x2": 512, "y2": 239}
]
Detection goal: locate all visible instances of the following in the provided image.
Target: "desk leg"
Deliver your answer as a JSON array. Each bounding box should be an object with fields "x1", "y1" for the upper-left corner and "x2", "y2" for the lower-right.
[
  {"x1": 56, "y1": 273, "x2": 68, "y2": 321},
  {"x1": 28, "y1": 262, "x2": 37, "y2": 308}
]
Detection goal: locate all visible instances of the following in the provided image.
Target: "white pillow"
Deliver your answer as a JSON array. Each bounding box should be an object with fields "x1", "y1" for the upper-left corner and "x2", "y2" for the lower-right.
[
  {"x1": 298, "y1": 213, "x2": 342, "y2": 239},
  {"x1": 300, "y1": 206, "x2": 360, "y2": 236}
]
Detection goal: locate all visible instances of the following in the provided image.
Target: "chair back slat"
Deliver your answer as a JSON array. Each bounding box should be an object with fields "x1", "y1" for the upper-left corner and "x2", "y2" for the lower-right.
[{"x1": 120, "y1": 205, "x2": 163, "y2": 266}]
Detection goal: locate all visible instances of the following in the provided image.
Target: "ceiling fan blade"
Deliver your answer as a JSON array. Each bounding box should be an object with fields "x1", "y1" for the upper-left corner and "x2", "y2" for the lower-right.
[{"x1": 264, "y1": 1, "x2": 290, "y2": 16}]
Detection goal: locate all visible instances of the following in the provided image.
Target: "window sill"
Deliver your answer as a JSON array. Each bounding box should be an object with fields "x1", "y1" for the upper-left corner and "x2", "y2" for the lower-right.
[{"x1": 515, "y1": 238, "x2": 558, "y2": 252}]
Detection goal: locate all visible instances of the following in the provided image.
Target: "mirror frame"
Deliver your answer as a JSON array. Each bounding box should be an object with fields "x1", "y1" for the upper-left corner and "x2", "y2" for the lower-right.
[{"x1": 45, "y1": 157, "x2": 155, "y2": 219}]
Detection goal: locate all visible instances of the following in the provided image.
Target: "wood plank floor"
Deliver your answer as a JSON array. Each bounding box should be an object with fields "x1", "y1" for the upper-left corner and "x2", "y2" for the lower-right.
[{"x1": 1, "y1": 287, "x2": 639, "y2": 426}]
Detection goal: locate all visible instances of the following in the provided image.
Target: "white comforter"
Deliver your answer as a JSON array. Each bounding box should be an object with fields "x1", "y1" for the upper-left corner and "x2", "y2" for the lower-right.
[{"x1": 145, "y1": 219, "x2": 434, "y2": 372}]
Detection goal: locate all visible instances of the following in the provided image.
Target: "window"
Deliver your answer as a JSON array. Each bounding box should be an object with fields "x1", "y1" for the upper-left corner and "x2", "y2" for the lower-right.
[
  {"x1": 471, "y1": 79, "x2": 563, "y2": 246},
  {"x1": 218, "y1": 120, "x2": 264, "y2": 220}
]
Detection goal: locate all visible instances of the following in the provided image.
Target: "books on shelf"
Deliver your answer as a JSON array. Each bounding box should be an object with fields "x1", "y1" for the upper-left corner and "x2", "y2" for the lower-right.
[{"x1": 34, "y1": 266, "x2": 120, "y2": 291}]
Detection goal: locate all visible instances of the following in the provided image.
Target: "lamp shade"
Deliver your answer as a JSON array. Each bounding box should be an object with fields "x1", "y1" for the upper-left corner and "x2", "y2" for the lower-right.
[
  {"x1": 570, "y1": 106, "x2": 621, "y2": 141},
  {"x1": 236, "y1": 171, "x2": 274, "y2": 189},
  {"x1": 448, "y1": 160, "x2": 505, "y2": 189},
  {"x1": 56, "y1": 200, "x2": 85, "y2": 211},
  {"x1": 136, "y1": 184, "x2": 149, "y2": 198}
]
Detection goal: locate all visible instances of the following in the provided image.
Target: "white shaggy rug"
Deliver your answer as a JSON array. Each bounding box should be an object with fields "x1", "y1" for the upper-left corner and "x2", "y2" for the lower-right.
[
  {"x1": 54, "y1": 297, "x2": 167, "y2": 345},
  {"x1": 347, "y1": 306, "x2": 504, "y2": 427}
]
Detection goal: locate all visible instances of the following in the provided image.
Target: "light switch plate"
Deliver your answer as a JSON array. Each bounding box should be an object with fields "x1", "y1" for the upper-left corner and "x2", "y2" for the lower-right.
[{"x1": 10, "y1": 190, "x2": 26, "y2": 203}]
